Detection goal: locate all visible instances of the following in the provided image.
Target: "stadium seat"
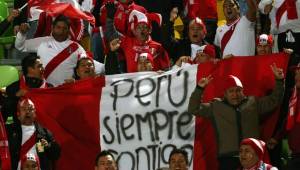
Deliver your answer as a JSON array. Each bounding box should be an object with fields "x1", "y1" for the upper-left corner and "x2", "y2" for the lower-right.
[
  {"x1": 0, "y1": 1, "x2": 16, "y2": 59},
  {"x1": 0, "y1": 65, "x2": 19, "y2": 88}
]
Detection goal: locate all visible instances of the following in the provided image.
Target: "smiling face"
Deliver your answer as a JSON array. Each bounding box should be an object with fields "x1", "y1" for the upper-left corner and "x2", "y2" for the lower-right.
[
  {"x1": 239, "y1": 145, "x2": 259, "y2": 168},
  {"x1": 169, "y1": 153, "x2": 188, "y2": 170},
  {"x1": 223, "y1": 0, "x2": 240, "y2": 23},
  {"x1": 257, "y1": 44, "x2": 272, "y2": 55},
  {"x1": 95, "y1": 155, "x2": 117, "y2": 170}
]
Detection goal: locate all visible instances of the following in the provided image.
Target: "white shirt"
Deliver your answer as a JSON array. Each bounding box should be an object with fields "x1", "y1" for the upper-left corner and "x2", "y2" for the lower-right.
[
  {"x1": 15, "y1": 33, "x2": 105, "y2": 86},
  {"x1": 259, "y1": 0, "x2": 300, "y2": 34},
  {"x1": 18, "y1": 125, "x2": 37, "y2": 170},
  {"x1": 214, "y1": 16, "x2": 255, "y2": 57}
]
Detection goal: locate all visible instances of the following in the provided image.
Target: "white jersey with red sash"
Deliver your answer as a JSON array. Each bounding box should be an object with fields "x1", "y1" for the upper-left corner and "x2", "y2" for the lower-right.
[
  {"x1": 15, "y1": 34, "x2": 105, "y2": 87},
  {"x1": 214, "y1": 16, "x2": 255, "y2": 57},
  {"x1": 17, "y1": 125, "x2": 38, "y2": 170},
  {"x1": 37, "y1": 38, "x2": 85, "y2": 86},
  {"x1": 260, "y1": 0, "x2": 300, "y2": 34}
]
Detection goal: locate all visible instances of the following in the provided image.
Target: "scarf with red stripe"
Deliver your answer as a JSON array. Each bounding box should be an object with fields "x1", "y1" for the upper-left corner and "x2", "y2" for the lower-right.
[
  {"x1": 0, "y1": 112, "x2": 11, "y2": 170},
  {"x1": 286, "y1": 86, "x2": 300, "y2": 130}
]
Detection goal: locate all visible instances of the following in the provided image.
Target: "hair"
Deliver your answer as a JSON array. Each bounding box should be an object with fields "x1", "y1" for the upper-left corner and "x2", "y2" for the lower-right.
[
  {"x1": 95, "y1": 150, "x2": 116, "y2": 166},
  {"x1": 168, "y1": 149, "x2": 188, "y2": 164},
  {"x1": 73, "y1": 57, "x2": 94, "y2": 80},
  {"x1": 224, "y1": 0, "x2": 240, "y2": 9},
  {"x1": 21, "y1": 53, "x2": 40, "y2": 76},
  {"x1": 52, "y1": 15, "x2": 71, "y2": 28}
]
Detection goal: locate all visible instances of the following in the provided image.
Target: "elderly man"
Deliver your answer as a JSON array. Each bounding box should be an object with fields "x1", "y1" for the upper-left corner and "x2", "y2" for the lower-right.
[
  {"x1": 6, "y1": 98, "x2": 60, "y2": 170},
  {"x1": 188, "y1": 64, "x2": 284, "y2": 170},
  {"x1": 214, "y1": 0, "x2": 256, "y2": 58},
  {"x1": 94, "y1": 150, "x2": 118, "y2": 170},
  {"x1": 15, "y1": 15, "x2": 105, "y2": 87}
]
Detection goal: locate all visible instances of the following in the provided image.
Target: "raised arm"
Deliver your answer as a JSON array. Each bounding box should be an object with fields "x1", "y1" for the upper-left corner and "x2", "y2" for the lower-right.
[
  {"x1": 188, "y1": 75, "x2": 214, "y2": 117},
  {"x1": 257, "y1": 63, "x2": 285, "y2": 114},
  {"x1": 246, "y1": 0, "x2": 257, "y2": 22}
]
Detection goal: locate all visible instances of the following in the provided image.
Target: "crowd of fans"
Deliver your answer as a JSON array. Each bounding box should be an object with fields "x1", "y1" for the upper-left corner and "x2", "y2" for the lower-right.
[{"x1": 1, "y1": 0, "x2": 300, "y2": 169}]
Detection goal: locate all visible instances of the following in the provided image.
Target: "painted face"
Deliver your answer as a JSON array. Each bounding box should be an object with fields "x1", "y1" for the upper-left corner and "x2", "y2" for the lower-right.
[
  {"x1": 134, "y1": 23, "x2": 151, "y2": 42},
  {"x1": 169, "y1": 153, "x2": 188, "y2": 170},
  {"x1": 257, "y1": 44, "x2": 272, "y2": 55},
  {"x1": 223, "y1": 0, "x2": 240, "y2": 23},
  {"x1": 17, "y1": 99, "x2": 36, "y2": 126},
  {"x1": 28, "y1": 59, "x2": 44, "y2": 79},
  {"x1": 52, "y1": 21, "x2": 69, "y2": 42},
  {"x1": 76, "y1": 58, "x2": 95, "y2": 80},
  {"x1": 224, "y1": 86, "x2": 244, "y2": 106},
  {"x1": 22, "y1": 160, "x2": 39, "y2": 170},
  {"x1": 188, "y1": 22, "x2": 205, "y2": 44},
  {"x1": 239, "y1": 145, "x2": 259, "y2": 169},
  {"x1": 95, "y1": 155, "x2": 117, "y2": 170}
]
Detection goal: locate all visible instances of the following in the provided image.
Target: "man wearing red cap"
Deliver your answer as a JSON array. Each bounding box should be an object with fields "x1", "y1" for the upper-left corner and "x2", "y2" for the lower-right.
[
  {"x1": 6, "y1": 98, "x2": 61, "y2": 170},
  {"x1": 188, "y1": 64, "x2": 284, "y2": 170},
  {"x1": 105, "y1": 4, "x2": 170, "y2": 73},
  {"x1": 214, "y1": 0, "x2": 256, "y2": 58},
  {"x1": 239, "y1": 138, "x2": 277, "y2": 170}
]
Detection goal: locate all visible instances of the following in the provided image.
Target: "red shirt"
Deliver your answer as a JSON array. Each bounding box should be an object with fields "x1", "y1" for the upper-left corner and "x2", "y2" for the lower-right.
[{"x1": 120, "y1": 36, "x2": 170, "y2": 72}]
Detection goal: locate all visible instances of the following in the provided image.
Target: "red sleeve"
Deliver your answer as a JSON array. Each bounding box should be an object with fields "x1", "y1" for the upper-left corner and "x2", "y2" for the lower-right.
[{"x1": 153, "y1": 46, "x2": 170, "y2": 71}]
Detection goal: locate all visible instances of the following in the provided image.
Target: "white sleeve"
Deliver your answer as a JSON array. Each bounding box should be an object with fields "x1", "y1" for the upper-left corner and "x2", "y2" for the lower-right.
[
  {"x1": 214, "y1": 28, "x2": 221, "y2": 47},
  {"x1": 94, "y1": 60, "x2": 105, "y2": 75},
  {"x1": 15, "y1": 33, "x2": 48, "y2": 52}
]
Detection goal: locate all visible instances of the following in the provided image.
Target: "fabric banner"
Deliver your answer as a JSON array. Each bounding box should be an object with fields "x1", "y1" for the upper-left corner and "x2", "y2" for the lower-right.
[{"x1": 27, "y1": 53, "x2": 289, "y2": 170}]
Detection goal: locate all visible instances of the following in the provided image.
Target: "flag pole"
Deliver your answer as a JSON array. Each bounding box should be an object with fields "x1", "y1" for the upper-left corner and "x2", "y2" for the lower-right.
[{"x1": 19, "y1": 3, "x2": 28, "y2": 11}]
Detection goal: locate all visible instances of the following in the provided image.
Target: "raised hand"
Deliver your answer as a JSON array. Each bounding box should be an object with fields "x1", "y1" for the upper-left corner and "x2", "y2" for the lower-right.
[
  {"x1": 175, "y1": 56, "x2": 191, "y2": 67},
  {"x1": 106, "y1": 2, "x2": 117, "y2": 19},
  {"x1": 197, "y1": 75, "x2": 213, "y2": 88},
  {"x1": 270, "y1": 63, "x2": 284, "y2": 80}
]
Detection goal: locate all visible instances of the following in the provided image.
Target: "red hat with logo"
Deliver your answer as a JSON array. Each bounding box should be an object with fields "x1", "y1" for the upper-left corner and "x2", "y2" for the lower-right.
[{"x1": 256, "y1": 34, "x2": 273, "y2": 46}]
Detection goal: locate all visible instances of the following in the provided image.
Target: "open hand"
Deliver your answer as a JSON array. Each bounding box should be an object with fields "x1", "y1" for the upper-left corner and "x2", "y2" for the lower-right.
[
  {"x1": 270, "y1": 63, "x2": 284, "y2": 80},
  {"x1": 197, "y1": 75, "x2": 213, "y2": 88}
]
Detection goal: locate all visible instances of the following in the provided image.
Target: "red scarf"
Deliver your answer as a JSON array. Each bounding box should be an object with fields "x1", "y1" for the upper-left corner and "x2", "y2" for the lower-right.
[
  {"x1": 286, "y1": 87, "x2": 300, "y2": 130},
  {"x1": 276, "y1": 0, "x2": 298, "y2": 28},
  {"x1": 0, "y1": 112, "x2": 11, "y2": 170}
]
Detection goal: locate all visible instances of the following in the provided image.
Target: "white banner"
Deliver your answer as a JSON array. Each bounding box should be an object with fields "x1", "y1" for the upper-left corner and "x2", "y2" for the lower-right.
[{"x1": 100, "y1": 65, "x2": 198, "y2": 170}]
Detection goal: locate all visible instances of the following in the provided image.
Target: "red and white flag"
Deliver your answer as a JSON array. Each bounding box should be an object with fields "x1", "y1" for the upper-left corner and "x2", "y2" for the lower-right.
[{"x1": 27, "y1": 53, "x2": 289, "y2": 170}]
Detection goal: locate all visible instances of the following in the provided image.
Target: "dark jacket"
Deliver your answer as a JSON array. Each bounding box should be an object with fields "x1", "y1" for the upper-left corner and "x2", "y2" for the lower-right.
[
  {"x1": 1, "y1": 77, "x2": 52, "y2": 122},
  {"x1": 6, "y1": 122, "x2": 61, "y2": 170},
  {"x1": 188, "y1": 80, "x2": 284, "y2": 156},
  {"x1": 0, "y1": 19, "x2": 11, "y2": 36},
  {"x1": 161, "y1": 20, "x2": 209, "y2": 62}
]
